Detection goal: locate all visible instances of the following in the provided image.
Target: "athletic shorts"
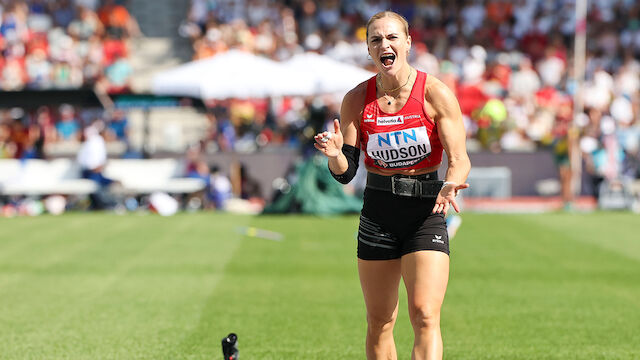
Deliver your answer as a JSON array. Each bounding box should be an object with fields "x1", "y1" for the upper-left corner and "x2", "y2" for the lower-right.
[{"x1": 357, "y1": 187, "x2": 449, "y2": 260}]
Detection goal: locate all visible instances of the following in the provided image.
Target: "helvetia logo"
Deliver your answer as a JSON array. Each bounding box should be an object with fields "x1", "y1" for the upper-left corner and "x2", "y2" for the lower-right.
[{"x1": 377, "y1": 115, "x2": 404, "y2": 126}]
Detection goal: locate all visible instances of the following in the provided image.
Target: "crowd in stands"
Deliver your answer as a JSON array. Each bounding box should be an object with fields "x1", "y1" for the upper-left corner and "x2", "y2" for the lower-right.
[
  {"x1": 0, "y1": 0, "x2": 138, "y2": 92},
  {"x1": 179, "y1": 0, "x2": 640, "y2": 197},
  {"x1": 2, "y1": 0, "x2": 640, "y2": 202},
  {"x1": 0, "y1": 104, "x2": 129, "y2": 159},
  {"x1": 0, "y1": 0, "x2": 138, "y2": 162}
]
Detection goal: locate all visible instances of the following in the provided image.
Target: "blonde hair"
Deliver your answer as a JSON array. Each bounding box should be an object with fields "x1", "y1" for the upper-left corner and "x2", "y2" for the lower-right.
[{"x1": 366, "y1": 11, "x2": 409, "y2": 42}]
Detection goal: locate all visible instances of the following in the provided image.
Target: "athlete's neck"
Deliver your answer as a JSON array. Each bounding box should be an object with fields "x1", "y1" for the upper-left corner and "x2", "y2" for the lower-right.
[{"x1": 378, "y1": 65, "x2": 413, "y2": 91}]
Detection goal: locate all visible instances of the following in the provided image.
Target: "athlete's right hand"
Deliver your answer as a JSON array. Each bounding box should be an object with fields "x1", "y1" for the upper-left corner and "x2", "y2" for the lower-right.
[{"x1": 314, "y1": 119, "x2": 343, "y2": 158}]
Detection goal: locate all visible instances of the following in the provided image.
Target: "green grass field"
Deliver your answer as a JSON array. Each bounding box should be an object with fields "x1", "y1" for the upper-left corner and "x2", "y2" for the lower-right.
[{"x1": 0, "y1": 212, "x2": 639, "y2": 359}]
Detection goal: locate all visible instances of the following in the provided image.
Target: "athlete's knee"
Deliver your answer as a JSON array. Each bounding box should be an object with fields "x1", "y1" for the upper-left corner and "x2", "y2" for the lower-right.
[
  {"x1": 366, "y1": 311, "x2": 397, "y2": 334},
  {"x1": 409, "y1": 305, "x2": 440, "y2": 330}
]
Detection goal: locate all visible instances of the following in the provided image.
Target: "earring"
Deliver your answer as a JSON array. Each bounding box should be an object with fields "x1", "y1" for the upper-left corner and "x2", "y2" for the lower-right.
[{"x1": 367, "y1": 54, "x2": 372, "y2": 60}]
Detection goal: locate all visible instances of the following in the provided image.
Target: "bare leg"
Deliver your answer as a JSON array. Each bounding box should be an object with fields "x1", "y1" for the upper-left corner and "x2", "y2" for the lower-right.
[
  {"x1": 559, "y1": 165, "x2": 573, "y2": 207},
  {"x1": 358, "y1": 258, "x2": 402, "y2": 360},
  {"x1": 401, "y1": 251, "x2": 450, "y2": 360}
]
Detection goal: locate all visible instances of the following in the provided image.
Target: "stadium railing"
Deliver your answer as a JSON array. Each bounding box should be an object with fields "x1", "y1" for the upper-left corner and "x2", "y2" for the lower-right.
[
  {"x1": 0, "y1": 159, "x2": 206, "y2": 197},
  {"x1": 0, "y1": 159, "x2": 98, "y2": 196}
]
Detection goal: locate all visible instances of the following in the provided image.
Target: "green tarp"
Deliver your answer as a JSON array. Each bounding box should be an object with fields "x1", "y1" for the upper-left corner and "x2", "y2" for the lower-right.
[{"x1": 263, "y1": 156, "x2": 362, "y2": 215}]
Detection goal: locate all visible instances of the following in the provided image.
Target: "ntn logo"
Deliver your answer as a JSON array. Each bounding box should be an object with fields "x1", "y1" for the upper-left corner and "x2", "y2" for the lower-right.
[{"x1": 376, "y1": 127, "x2": 427, "y2": 147}]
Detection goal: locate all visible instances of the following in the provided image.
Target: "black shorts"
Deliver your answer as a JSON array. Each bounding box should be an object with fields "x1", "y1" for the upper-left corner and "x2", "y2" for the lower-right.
[{"x1": 357, "y1": 187, "x2": 449, "y2": 260}]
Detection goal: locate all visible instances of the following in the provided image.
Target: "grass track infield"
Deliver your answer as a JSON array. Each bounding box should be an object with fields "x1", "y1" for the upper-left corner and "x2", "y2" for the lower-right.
[{"x1": 0, "y1": 212, "x2": 638, "y2": 359}]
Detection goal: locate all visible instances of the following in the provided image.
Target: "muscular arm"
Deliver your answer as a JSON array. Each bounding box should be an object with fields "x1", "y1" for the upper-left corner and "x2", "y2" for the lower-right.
[
  {"x1": 327, "y1": 86, "x2": 361, "y2": 174},
  {"x1": 427, "y1": 76, "x2": 471, "y2": 212},
  {"x1": 313, "y1": 83, "x2": 364, "y2": 179}
]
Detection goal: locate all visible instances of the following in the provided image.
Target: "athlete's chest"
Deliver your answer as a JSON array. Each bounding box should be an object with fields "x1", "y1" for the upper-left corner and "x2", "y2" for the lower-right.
[{"x1": 361, "y1": 96, "x2": 433, "y2": 135}]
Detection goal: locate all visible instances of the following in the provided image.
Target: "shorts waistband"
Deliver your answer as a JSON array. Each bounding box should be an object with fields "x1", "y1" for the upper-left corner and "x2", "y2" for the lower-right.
[{"x1": 366, "y1": 172, "x2": 442, "y2": 198}]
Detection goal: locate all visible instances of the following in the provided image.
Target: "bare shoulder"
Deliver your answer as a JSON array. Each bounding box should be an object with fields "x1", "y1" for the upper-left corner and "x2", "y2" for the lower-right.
[
  {"x1": 340, "y1": 80, "x2": 368, "y2": 126},
  {"x1": 342, "y1": 81, "x2": 367, "y2": 113},
  {"x1": 425, "y1": 76, "x2": 461, "y2": 118},
  {"x1": 425, "y1": 76, "x2": 458, "y2": 106}
]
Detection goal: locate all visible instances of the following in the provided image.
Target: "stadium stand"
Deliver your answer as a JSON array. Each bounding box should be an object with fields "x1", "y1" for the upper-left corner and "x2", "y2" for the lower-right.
[{"x1": 1, "y1": 0, "x2": 639, "y2": 212}]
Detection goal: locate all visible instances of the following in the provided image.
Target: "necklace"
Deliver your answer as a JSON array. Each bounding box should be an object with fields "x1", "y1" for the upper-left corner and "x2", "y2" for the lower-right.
[{"x1": 377, "y1": 69, "x2": 413, "y2": 105}]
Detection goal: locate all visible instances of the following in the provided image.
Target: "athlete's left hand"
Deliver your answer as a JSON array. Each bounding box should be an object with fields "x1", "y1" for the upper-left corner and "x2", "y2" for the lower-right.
[{"x1": 432, "y1": 182, "x2": 469, "y2": 214}]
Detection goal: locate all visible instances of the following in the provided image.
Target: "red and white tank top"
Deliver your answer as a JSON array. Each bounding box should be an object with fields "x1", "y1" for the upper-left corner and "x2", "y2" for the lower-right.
[{"x1": 360, "y1": 70, "x2": 443, "y2": 170}]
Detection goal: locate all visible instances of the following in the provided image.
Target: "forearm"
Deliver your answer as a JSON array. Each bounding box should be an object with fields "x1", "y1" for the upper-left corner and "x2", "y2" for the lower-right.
[
  {"x1": 328, "y1": 144, "x2": 360, "y2": 184},
  {"x1": 443, "y1": 153, "x2": 471, "y2": 185},
  {"x1": 328, "y1": 152, "x2": 349, "y2": 175}
]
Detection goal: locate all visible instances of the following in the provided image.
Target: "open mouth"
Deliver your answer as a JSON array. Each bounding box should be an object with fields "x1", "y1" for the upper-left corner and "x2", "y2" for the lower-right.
[{"x1": 380, "y1": 53, "x2": 396, "y2": 67}]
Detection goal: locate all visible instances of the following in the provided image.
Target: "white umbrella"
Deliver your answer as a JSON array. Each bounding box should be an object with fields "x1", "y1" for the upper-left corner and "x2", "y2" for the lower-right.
[
  {"x1": 151, "y1": 50, "x2": 315, "y2": 99},
  {"x1": 284, "y1": 52, "x2": 375, "y2": 96}
]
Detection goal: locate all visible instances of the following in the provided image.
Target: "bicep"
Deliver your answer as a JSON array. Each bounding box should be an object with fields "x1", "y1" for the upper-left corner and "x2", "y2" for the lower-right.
[
  {"x1": 438, "y1": 110, "x2": 466, "y2": 160},
  {"x1": 340, "y1": 89, "x2": 362, "y2": 147},
  {"x1": 431, "y1": 84, "x2": 467, "y2": 160}
]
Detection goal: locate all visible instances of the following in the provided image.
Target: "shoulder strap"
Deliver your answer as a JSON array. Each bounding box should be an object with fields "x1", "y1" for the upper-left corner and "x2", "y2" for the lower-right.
[
  {"x1": 410, "y1": 70, "x2": 427, "y2": 103},
  {"x1": 364, "y1": 75, "x2": 377, "y2": 104}
]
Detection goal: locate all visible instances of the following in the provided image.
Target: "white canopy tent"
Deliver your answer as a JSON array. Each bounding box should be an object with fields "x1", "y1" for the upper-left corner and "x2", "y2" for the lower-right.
[
  {"x1": 151, "y1": 50, "x2": 316, "y2": 99},
  {"x1": 283, "y1": 52, "x2": 374, "y2": 96},
  {"x1": 151, "y1": 51, "x2": 374, "y2": 100}
]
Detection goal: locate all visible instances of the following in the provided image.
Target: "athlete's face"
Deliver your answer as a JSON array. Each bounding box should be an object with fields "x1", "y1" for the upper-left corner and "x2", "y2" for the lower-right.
[{"x1": 367, "y1": 18, "x2": 411, "y2": 76}]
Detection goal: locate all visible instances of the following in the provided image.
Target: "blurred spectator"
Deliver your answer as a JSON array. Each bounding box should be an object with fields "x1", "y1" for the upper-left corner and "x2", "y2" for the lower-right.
[
  {"x1": 0, "y1": 122, "x2": 17, "y2": 158},
  {"x1": 102, "y1": 32, "x2": 128, "y2": 65},
  {"x1": 209, "y1": 165, "x2": 232, "y2": 209},
  {"x1": 8, "y1": 116, "x2": 29, "y2": 158},
  {"x1": 102, "y1": 53, "x2": 132, "y2": 93},
  {"x1": 550, "y1": 96, "x2": 574, "y2": 208},
  {"x1": 25, "y1": 48, "x2": 52, "y2": 89},
  {"x1": 52, "y1": 0, "x2": 76, "y2": 28},
  {"x1": 104, "y1": 108, "x2": 129, "y2": 143},
  {"x1": 55, "y1": 104, "x2": 80, "y2": 141},
  {"x1": 34, "y1": 106, "x2": 57, "y2": 145},
  {"x1": 410, "y1": 42, "x2": 439, "y2": 76},
  {"x1": 77, "y1": 120, "x2": 118, "y2": 209},
  {"x1": 509, "y1": 57, "x2": 541, "y2": 99},
  {"x1": 185, "y1": 158, "x2": 211, "y2": 209},
  {"x1": 68, "y1": 5, "x2": 104, "y2": 40},
  {"x1": 186, "y1": 158, "x2": 211, "y2": 185},
  {"x1": 97, "y1": 0, "x2": 140, "y2": 39}
]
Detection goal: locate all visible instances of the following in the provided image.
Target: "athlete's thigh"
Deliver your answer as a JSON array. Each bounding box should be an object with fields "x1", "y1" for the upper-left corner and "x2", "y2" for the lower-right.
[
  {"x1": 358, "y1": 259, "x2": 402, "y2": 317},
  {"x1": 401, "y1": 251, "x2": 449, "y2": 310}
]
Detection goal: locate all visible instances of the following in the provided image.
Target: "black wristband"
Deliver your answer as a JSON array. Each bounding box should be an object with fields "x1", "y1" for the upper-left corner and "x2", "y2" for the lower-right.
[{"x1": 329, "y1": 144, "x2": 360, "y2": 184}]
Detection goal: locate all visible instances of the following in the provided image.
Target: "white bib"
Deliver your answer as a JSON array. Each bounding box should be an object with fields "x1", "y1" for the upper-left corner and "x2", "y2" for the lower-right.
[{"x1": 366, "y1": 126, "x2": 432, "y2": 168}]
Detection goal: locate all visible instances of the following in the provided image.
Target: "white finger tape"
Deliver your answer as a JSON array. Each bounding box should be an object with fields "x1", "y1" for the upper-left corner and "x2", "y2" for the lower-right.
[{"x1": 321, "y1": 132, "x2": 332, "y2": 143}]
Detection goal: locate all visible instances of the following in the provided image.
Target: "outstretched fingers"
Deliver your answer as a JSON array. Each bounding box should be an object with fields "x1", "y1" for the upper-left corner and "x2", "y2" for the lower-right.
[
  {"x1": 450, "y1": 198, "x2": 460, "y2": 213},
  {"x1": 432, "y1": 199, "x2": 445, "y2": 214}
]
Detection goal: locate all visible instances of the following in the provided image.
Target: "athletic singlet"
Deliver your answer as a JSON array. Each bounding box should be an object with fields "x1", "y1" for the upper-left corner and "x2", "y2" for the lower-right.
[{"x1": 360, "y1": 70, "x2": 443, "y2": 170}]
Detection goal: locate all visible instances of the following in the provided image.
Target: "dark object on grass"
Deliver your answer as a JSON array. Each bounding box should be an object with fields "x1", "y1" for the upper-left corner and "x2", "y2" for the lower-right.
[{"x1": 222, "y1": 333, "x2": 239, "y2": 360}]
